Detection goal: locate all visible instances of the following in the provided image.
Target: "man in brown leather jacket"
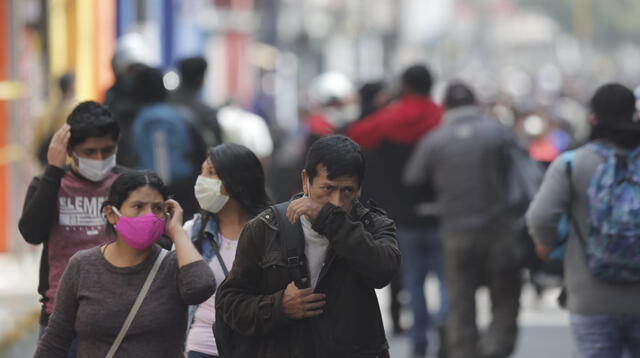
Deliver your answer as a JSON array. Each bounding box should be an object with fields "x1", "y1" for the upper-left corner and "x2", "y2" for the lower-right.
[{"x1": 216, "y1": 135, "x2": 400, "y2": 358}]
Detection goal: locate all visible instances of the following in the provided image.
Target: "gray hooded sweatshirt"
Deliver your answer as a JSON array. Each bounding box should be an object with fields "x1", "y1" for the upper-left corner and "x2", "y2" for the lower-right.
[{"x1": 526, "y1": 140, "x2": 640, "y2": 314}]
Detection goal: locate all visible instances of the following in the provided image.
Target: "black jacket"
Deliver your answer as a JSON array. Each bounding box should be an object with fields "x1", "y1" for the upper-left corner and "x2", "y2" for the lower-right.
[
  {"x1": 215, "y1": 198, "x2": 400, "y2": 358},
  {"x1": 362, "y1": 140, "x2": 437, "y2": 226}
]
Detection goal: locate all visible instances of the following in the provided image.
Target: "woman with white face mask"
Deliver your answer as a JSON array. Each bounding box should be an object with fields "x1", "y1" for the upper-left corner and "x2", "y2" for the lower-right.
[{"x1": 185, "y1": 143, "x2": 271, "y2": 358}]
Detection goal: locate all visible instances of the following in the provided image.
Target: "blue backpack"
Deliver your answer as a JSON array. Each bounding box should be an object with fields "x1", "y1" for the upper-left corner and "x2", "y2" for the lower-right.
[
  {"x1": 580, "y1": 143, "x2": 640, "y2": 282},
  {"x1": 130, "y1": 104, "x2": 197, "y2": 184}
]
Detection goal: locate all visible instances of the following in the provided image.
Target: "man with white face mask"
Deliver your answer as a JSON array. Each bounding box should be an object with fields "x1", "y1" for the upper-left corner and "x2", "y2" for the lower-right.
[{"x1": 19, "y1": 101, "x2": 126, "y2": 358}]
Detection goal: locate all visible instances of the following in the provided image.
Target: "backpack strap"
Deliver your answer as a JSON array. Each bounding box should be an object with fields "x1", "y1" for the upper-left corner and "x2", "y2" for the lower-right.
[
  {"x1": 564, "y1": 150, "x2": 592, "y2": 248},
  {"x1": 550, "y1": 151, "x2": 577, "y2": 260},
  {"x1": 270, "y1": 202, "x2": 308, "y2": 288},
  {"x1": 564, "y1": 150, "x2": 576, "y2": 201}
]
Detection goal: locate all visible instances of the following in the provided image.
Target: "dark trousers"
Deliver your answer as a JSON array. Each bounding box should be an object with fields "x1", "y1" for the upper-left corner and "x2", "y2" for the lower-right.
[
  {"x1": 398, "y1": 225, "x2": 448, "y2": 355},
  {"x1": 389, "y1": 272, "x2": 403, "y2": 333},
  {"x1": 443, "y1": 230, "x2": 521, "y2": 358}
]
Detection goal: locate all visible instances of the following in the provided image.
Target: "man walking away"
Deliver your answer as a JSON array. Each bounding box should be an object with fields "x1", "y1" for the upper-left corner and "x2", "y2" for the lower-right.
[
  {"x1": 527, "y1": 83, "x2": 640, "y2": 358},
  {"x1": 405, "y1": 83, "x2": 521, "y2": 358},
  {"x1": 348, "y1": 65, "x2": 446, "y2": 358},
  {"x1": 171, "y1": 56, "x2": 224, "y2": 148}
]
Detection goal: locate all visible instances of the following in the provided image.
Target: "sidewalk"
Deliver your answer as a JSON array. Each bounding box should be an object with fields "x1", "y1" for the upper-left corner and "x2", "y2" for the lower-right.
[
  {"x1": 378, "y1": 279, "x2": 573, "y2": 357},
  {"x1": 0, "y1": 250, "x2": 41, "y2": 358}
]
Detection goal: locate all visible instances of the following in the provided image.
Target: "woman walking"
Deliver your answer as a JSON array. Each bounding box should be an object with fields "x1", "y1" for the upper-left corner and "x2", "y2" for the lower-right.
[
  {"x1": 35, "y1": 171, "x2": 216, "y2": 357},
  {"x1": 185, "y1": 143, "x2": 270, "y2": 358}
]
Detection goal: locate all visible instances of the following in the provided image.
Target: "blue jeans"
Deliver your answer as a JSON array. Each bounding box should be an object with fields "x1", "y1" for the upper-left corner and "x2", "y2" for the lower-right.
[
  {"x1": 397, "y1": 225, "x2": 448, "y2": 353},
  {"x1": 571, "y1": 314, "x2": 640, "y2": 358},
  {"x1": 187, "y1": 351, "x2": 218, "y2": 358},
  {"x1": 39, "y1": 324, "x2": 78, "y2": 358}
]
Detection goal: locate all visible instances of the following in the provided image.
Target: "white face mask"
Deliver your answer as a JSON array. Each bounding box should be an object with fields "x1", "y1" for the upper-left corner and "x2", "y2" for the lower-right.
[
  {"x1": 73, "y1": 153, "x2": 116, "y2": 182},
  {"x1": 194, "y1": 176, "x2": 230, "y2": 213}
]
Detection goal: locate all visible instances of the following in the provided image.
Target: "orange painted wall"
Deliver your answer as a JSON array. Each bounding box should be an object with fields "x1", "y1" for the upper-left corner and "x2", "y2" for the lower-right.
[{"x1": 95, "y1": 0, "x2": 115, "y2": 102}]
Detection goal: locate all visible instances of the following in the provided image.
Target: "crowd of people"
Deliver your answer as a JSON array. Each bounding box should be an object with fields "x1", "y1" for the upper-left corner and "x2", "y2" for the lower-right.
[{"x1": 20, "y1": 54, "x2": 640, "y2": 358}]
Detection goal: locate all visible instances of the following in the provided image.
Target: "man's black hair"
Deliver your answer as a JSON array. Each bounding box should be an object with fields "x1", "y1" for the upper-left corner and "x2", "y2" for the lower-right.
[
  {"x1": 304, "y1": 135, "x2": 365, "y2": 185},
  {"x1": 401, "y1": 64, "x2": 433, "y2": 95},
  {"x1": 444, "y1": 82, "x2": 477, "y2": 109},
  {"x1": 101, "y1": 171, "x2": 171, "y2": 237},
  {"x1": 177, "y1": 56, "x2": 207, "y2": 89},
  {"x1": 130, "y1": 65, "x2": 167, "y2": 104},
  {"x1": 589, "y1": 83, "x2": 640, "y2": 149},
  {"x1": 358, "y1": 81, "x2": 386, "y2": 119},
  {"x1": 67, "y1": 101, "x2": 120, "y2": 148},
  {"x1": 591, "y1": 83, "x2": 635, "y2": 124}
]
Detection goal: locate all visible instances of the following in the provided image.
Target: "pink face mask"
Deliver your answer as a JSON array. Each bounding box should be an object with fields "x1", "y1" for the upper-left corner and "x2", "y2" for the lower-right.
[{"x1": 111, "y1": 207, "x2": 166, "y2": 250}]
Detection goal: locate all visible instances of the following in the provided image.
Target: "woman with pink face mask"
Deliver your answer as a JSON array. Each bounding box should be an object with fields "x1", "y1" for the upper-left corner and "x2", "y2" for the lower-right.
[
  {"x1": 184, "y1": 143, "x2": 271, "y2": 358},
  {"x1": 35, "y1": 171, "x2": 216, "y2": 358}
]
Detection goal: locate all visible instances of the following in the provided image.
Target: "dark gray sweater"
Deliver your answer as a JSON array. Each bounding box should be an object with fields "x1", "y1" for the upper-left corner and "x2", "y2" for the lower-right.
[
  {"x1": 526, "y1": 140, "x2": 640, "y2": 314},
  {"x1": 35, "y1": 245, "x2": 216, "y2": 357},
  {"x1": 404, "y1": 106, "x2": 511, "y2": 234}
]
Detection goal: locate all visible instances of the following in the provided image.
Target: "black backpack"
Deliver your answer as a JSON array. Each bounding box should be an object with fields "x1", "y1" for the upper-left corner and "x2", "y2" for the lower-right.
[
  {"x1": 214, "y1": 202, "x2": 306, "y2": 358},
  {"x1": 505, "y1": 136, "x2": 545, "y2": 270}
]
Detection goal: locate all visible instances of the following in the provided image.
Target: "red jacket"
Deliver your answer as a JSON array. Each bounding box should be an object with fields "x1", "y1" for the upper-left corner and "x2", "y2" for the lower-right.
[
  {"x1": 306, "y1": 113, "x2": 335, "y2": 137},
  {"x1": 347, "y1": 95, "x2": 442, "y2": 150},
  {"x1": 347, "y1": 95, "x2": 442, "y2": 226}
]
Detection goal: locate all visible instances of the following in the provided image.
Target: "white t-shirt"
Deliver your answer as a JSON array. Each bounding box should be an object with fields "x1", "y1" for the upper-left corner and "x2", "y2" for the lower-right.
[
  {"x1": 184, "y1": 220, "x2": 238, "y2": 356},
  {"x1": 300, "y1": 216, "x2": 330, "y2": 288}
]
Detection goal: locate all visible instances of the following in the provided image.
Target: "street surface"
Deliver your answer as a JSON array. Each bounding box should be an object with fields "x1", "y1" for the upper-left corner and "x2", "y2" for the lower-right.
[{"x1": 0, "y1": 253, "x2": 573, "y2": 358}]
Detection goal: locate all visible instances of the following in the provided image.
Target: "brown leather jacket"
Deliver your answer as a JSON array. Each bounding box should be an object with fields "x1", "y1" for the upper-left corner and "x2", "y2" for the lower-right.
[{"x1": 215, "y1": 198, "x2": 400, "y2": 358}]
